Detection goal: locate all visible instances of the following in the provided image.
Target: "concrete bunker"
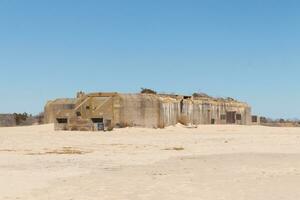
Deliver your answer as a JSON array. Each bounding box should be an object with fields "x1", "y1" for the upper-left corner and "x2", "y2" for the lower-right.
[{"x1": 44, "y1": 91, "x2": 252, "y2": 131}]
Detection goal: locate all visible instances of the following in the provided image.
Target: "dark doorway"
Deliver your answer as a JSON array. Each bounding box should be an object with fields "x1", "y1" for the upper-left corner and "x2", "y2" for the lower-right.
[
  {"x1": 91, "y1": 118, "x2": 104, "y2": 131},
  {"x1": 226, "y1": 112, "x2": 236, "y2": 124},
  {"x1": 211, "y1": 119, "x2": 215, "y2": 124}
]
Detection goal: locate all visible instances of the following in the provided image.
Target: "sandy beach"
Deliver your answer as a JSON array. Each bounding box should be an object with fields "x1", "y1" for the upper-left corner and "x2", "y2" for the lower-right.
[{"x1": 1, "y1": 124, "x2": 300, "y2": 200}]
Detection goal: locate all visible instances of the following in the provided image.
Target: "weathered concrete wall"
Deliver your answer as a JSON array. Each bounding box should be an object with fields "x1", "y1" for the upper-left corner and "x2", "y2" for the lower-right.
[
  {"x1": 74, "y1": 96, "x2": 114, "y2": 120},
  {"x1": 118, "y1": 94, "x2": 160, "y2": 128},
  {"x1": 44, "y1": 99, "x2": 76, "y2": 123},
  {"x1": 179, "y1": 100, "x2": 251, "y2": 126},
  {"x1": 117, "y1": 95, "x2": 252, "y2": 128},
  {"x1": 160, "y1": 98, "x2": 181, "y2": 128}
]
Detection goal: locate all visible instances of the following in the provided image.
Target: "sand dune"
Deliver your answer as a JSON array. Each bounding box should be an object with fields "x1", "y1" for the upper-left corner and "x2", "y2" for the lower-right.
[{"x1": 1, "y1": 124, "x2": 300, "y2": 199}]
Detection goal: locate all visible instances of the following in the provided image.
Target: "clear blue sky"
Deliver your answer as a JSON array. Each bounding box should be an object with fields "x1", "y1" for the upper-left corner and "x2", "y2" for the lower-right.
[{"x1": 0, "y1": 0, "x2": 299, "y2": 118}]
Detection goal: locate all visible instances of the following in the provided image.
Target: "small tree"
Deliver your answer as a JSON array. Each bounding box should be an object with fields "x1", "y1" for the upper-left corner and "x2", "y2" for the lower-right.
[
  {"x1": 13, "y1": 112, "x2": 29, "y2": 125},
  {"x1": 192, "y1": 92, "x2": 210, "y2": 98},
  {"x1": 36, "y1": 112, "x2": 44, "y2": 124},
  {"x1": 260, "y1": 117, "x2": 268, "y2": 123},
  {"x1": 140, "y1": 88, "x2": 157, "y2": 94}
]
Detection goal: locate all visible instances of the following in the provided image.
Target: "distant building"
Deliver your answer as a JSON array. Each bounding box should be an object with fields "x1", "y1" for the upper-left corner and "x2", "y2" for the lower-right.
[{"x1": 44, "y1": 91, "x2": 253, "y2": 131}]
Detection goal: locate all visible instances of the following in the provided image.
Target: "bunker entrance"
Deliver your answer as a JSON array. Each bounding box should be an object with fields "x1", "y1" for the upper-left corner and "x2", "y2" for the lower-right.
[
  {"x1": 236, "y1": 114, "x2": 242, "y2": 121},
  {"x1": 226, "y1": 112, "x2": 236, "y2": 124},
  {"x1": 91, "y1": 118, "x2": 104, "y2": 131}
]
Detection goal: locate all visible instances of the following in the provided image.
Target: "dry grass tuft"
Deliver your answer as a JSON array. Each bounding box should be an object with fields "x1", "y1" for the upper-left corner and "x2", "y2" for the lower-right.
[
  {"x1": 0, "y1": 149, "x2": 17, "y2": 152},
  {"x1": 163, "y1": 147, "x2": 185, "y2": 151},
  {"x1": 26, "y1": 147, "x2": 91, "y2": 155},
  {"x1": 45, "y1": 147, "x2": 86, "y2": 155}
]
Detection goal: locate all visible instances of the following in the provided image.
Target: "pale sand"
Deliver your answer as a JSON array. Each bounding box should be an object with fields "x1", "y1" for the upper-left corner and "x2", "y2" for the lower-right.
[{"x1": 1, "y1": 124, "x2": 300, "y2": 200}]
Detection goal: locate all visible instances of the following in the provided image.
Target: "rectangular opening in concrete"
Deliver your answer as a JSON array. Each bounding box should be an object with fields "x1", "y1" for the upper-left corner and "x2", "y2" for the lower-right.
[
  {"x1": 56, "y1": 118, "x2": 68, "y2": 124},
  {"x1": 236, "y1": 114, "x2": 242, "y2": 121},
  {"x1": 211, "y1": 119, "x2": 215, "y2": 124},
  {"x1": 91, "y1": 118, "x2": 104, "y2": 131},
  {"x1": 76, "y1": 112, "x2": 81, "y2": 117},
  {"x1": 62, "y1": 104, "x2": 75, "y2": 110},
  {"x1": 91, "y1": 118, "x2": 103, "y2": 123},
  {"x1": 252, "y1": 116, "x2": 258, "y2": 123},
  {"x1": 226, "y1": 112, "x2": 236, "y2": 124}
]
